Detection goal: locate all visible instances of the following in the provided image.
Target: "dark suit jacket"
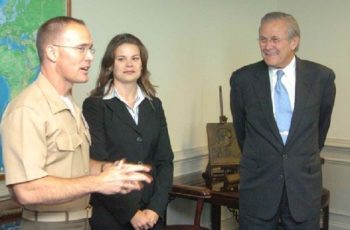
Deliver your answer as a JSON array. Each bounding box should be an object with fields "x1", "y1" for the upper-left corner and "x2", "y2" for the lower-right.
[
  {"x1": 83, "y1": 96, "x2": 174, "y2": 228},
  {"x1": 230, "y1": 57, "x2": 335, "y2": 221}
]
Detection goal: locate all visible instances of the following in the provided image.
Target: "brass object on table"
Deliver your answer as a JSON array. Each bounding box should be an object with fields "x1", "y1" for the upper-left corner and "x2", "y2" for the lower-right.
[{"x1": 202, "y1": 86, "x2": 241, "y2": 192}]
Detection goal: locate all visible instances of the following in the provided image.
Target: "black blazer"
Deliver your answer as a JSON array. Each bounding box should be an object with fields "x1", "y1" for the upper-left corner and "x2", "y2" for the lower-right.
[
  {"x1": 83, "y1": 96, "x2": 174, "y2": 228},
  {"x1": 230, "y1": 57, "x2": 336, "y2": 221}
]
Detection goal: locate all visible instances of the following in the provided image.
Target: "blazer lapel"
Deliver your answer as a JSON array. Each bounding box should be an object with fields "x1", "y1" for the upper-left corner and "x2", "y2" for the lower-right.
[
  {"x1": 137, "y1": 99, "x2": 155, "y2": 132},
  {"x1": 105, "y1": 97, "x2": 140, "y2": 133}
]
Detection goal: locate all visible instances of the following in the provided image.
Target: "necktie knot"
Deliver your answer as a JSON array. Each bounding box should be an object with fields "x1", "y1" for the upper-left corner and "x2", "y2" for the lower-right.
[{"x1": 277, "y1": 70, "x2": 284, "y2": 81}]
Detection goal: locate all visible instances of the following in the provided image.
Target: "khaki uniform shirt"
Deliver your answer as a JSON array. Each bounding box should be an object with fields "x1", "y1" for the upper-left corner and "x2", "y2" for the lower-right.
[{"x1": 1, "y1": 74, "x2": 91, "y2": 212}]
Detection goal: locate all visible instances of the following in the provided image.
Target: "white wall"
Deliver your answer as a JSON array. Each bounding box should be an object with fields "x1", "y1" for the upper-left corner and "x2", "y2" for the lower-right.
[
  {"x1": 72, "y1": 0, "x2": 350, "y2": 151},
  {"x1": 71, "y1": 0, "x2": 273, "y2": 167},
  {"x1": 278, "y1": 0, "x2": 350, "y2": 144}
]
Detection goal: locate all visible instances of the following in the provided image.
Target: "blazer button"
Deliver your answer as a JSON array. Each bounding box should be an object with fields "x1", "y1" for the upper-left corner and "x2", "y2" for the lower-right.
[{"x1": 136, "y1": 137, "x2": 143, "y2": 142}]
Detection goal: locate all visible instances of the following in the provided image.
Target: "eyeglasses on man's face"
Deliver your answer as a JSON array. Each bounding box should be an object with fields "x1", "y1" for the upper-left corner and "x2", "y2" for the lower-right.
[
  {"x1": 52, "y1": 44, "x2": 96, "y2": 55},
  {"x1": 258, "y1": 36, "x2": 289, "y2": 45}
]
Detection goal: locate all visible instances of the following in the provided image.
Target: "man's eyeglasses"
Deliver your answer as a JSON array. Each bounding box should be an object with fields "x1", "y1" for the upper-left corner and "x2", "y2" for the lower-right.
[
  {"x1": 258, "y1": 36, "x2": 289, "y2": 45},
  {"x1": 52, "y1": 44, "x2": 96, "y2": 54}
]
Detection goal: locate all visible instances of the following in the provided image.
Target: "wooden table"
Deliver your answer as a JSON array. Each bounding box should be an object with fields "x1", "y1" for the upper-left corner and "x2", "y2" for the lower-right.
[
  {"x1": 0, "y1": 197, "x2": 21, "y2": 225},
  {"x1": 173, "y1": 172, "x2": 239, "y2": 230},
  {"x1": 210, "y1": 190, "x2": 239, "y2": 230}
]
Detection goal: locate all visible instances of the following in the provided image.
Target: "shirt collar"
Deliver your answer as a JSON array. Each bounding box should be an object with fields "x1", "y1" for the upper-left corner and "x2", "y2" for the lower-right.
[
  {"x1": 36, "y1": 73, "x2": 69, "y2": 114},
  {"x1": 102, "y1": 80, "x2": 146, "y2": 106},
  {"x1": 269, "y1": 56, "x2": 296, "y2": 77}
]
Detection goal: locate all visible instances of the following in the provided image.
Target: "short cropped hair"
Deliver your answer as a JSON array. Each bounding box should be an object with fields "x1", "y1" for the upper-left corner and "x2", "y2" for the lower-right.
[{"x1": 36, "y1": 16, "x2": 85, "y2": 62}]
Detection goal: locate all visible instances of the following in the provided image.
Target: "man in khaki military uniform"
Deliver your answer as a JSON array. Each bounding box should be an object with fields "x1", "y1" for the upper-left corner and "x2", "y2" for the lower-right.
[{"x1": 1, "y1": 16, "x2": 152, "y2": 230}]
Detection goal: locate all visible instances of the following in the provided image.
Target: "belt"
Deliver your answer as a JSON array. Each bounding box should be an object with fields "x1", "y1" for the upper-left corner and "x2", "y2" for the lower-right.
[{"x1": 22, "y1": 205, "x2": 92, "y2": 222}]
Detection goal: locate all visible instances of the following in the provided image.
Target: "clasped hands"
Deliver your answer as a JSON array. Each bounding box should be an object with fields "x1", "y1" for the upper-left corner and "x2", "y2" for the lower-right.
[{"x1": 131, "y1": 209, "x2": 159, "y2": 230}]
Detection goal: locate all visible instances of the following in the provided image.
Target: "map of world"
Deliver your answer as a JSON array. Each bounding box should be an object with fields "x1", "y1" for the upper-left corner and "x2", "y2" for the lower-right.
[{"x1": 0, "y1": 0, "x2": 67, "y2": 172}]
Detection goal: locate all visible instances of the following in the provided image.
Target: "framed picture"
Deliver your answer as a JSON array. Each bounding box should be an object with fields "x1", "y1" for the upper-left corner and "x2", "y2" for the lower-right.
[
  {"x1": 206, "y1": 122, "x2": 241, "y2": 167},
  {"x1": 0, "y1": 0, "x2": 71, "y2": 181}
]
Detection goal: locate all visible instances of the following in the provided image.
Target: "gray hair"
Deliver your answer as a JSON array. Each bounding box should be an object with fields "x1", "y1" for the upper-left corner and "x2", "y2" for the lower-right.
[{"x1": 260, "y1": 12, "x2": 300, "y2": 50}]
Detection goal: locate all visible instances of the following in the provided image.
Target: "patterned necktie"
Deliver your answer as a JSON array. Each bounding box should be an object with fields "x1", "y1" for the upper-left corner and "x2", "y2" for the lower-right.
[{"x1": 274, "y1": 70, "x2": 292, "y2": 144}]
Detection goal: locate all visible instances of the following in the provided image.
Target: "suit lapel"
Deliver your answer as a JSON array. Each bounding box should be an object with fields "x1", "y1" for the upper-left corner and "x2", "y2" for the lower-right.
[
  {"x1": 286, "y1": 58, "x2": 313, "y2": 145},
  {"x1": 252, "y1": 62, "x2": 282, "y2": 143},
  {"x1": 250, "y1": 58, "x2": 314, "y2": 147}
]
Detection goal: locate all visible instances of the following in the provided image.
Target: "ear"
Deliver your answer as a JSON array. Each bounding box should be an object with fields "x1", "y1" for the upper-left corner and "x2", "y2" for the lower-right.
[
  {"x1": 46, "y1": 45, "x2": 58, "y2": 62},
  {"x1": 290, "y1": 36, "x2": 300, "y2": 51}
]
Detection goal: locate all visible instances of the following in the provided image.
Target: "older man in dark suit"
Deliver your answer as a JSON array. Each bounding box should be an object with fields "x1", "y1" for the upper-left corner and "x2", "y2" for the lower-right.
[{"x1": 230, "y1": 12, "x2": 336, "y2": 229}]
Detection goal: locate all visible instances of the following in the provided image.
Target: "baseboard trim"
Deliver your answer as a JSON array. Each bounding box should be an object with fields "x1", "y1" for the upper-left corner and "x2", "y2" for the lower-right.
[
  {"x1": 329, "y1": 212, "x2": 350, "y2": 230},
  {"x1": 173, "y1": 146, "x2": 208, "y2": 161},
  {"x1": 173, "y1": 146, "x2": 208, "y2": 177},
  {"x1": 321, "y1": 144, "x2": 350, "y2": 229},
  {"x1": 331, "y1": 208, "x2": 350, "y2": 218},
  {"x1": 325, "y1": 138, "x2": 350, "y2": 149},
  {"x1": 322, "y1": 144, "x2": 350, "y2": 165}
]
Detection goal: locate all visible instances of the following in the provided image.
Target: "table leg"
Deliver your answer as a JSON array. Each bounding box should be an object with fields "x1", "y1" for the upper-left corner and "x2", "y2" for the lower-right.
[{"x1": 211, "y1": 204, "x2": 221, "y2": 230}]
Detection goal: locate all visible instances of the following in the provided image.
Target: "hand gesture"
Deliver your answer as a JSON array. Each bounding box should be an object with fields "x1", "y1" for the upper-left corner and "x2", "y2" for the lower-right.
[{"x1": 97, "y1": 159, "x2": 152, "y2": 195}]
